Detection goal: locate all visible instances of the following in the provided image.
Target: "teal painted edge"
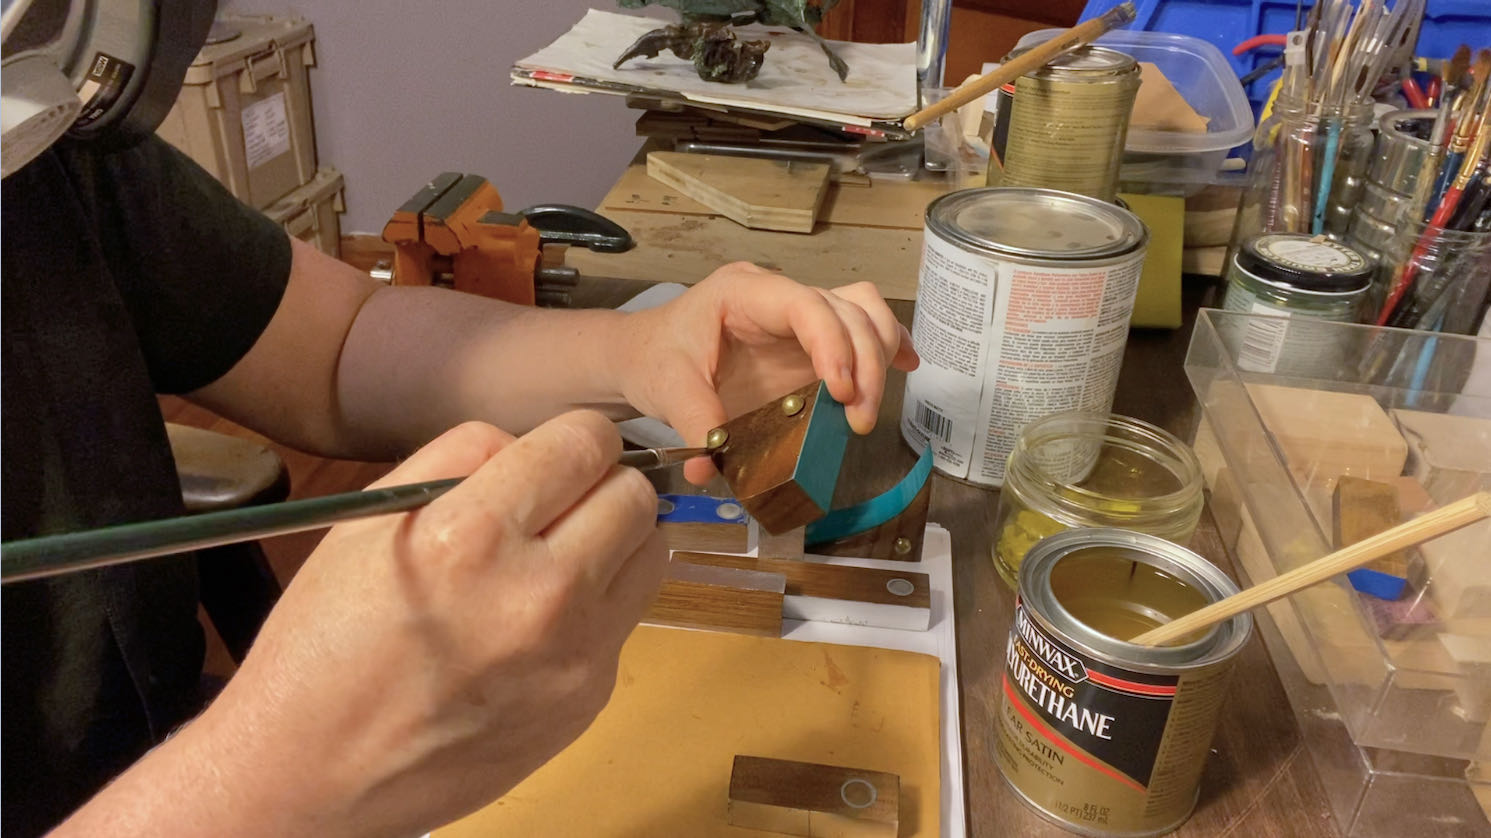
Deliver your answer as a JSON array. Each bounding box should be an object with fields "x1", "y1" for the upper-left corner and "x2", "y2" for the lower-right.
[
  {"x1": 793, "y1": 381, "x2": 850, "y2": 513},
  {"x1": 805, "y1": 446, "x2": 934, "y2": 545}
]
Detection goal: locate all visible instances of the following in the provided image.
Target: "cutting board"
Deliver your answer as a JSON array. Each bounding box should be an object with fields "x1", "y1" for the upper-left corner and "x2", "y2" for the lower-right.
[{"x1": 434, "y1": 624, "x2": 942, "y2": 837}]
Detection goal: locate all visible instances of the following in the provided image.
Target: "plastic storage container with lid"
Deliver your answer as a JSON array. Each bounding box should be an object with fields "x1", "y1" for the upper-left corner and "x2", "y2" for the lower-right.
[{"x1": 1012, "y1": 28, "x2": 1254, "y2": 193}]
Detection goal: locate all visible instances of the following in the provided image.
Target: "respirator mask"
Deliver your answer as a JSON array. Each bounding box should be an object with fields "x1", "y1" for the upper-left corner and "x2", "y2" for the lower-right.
[{"x1": 1, "y1": 0, "x2": 215, "y2": 178}]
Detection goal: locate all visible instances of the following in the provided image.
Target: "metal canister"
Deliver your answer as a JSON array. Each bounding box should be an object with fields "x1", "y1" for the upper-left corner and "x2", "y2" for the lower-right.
[
  {"x1": 1346, "y1": 109, "x2": 1439, "y2": 269},
  {"x1": 1222, "y1": 233, "x2": 1373, "y2": 375},
  {"x1": 986, "y1": 45, "x2": 1140, "y2": 203},
  {"x1": 996, "y1": 529, "x2": 1252, "y2": 836},
  {"x1": 901, "y1": 187, "x2": 1148, "y2": 487}
]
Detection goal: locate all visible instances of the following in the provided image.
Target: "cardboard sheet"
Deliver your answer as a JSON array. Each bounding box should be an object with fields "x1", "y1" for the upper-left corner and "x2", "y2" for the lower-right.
[
  {"x1": 512, "y1": 10, "x2": 918, "y2": 126},
  {"x1": 434, "y1": 624, "x2": 942, "y2": 837}
]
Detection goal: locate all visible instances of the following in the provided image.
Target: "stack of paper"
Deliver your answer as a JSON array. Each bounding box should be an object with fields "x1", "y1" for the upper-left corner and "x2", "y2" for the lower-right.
[{"x1": 511, "y1": 9, "x2": 919, "y2": 138}]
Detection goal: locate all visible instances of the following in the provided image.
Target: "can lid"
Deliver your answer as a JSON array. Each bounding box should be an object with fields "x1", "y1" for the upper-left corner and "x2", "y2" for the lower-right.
[
  {"x1": 929, "y1": 187, "x2": 1147, "y2": 260},
  {"x1": 1236, "y1": 234, "x2": 1373, "y2": 291},
  {"x1": 1003, "y1": 44, "x2": 1137, "y2": 78}
]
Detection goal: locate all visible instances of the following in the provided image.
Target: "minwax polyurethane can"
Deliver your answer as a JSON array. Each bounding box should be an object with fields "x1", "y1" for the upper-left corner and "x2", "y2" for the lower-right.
[{"x1": 996, "y1": 529, "x2": 1251, "y2": 836}]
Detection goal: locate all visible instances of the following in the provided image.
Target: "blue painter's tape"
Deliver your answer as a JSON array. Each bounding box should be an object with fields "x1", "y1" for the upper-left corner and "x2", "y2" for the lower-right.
[
  {"x1": 805, "y1": 447, "x2": 934, "y2": 545},
  {"x1": 1347, "y1": 567, "x2": 1408, "y2": 601},
  {"x1": 657, "y1": 495, "x2": 749, "y2": 525}
]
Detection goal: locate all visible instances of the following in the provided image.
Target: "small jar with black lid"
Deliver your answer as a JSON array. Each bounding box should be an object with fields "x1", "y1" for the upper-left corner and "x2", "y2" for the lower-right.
[{"x1": 1222, "y1": 233, "x2": 1374, "y2": 374}]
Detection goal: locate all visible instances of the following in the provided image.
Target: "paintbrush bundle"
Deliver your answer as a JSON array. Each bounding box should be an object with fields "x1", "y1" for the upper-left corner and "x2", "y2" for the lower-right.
[
  {"x1": 1247, "y1": 0, "x2": 1429, "y2": 239},
  {"x1": 1374, "y1": 46, "x2": 1491, "y2": 329}
]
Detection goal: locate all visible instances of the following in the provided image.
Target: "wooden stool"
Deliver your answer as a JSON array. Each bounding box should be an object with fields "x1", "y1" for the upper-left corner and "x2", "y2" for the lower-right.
[{"x1": 166, "y1": 423, "x2": 290, "y2": 663}]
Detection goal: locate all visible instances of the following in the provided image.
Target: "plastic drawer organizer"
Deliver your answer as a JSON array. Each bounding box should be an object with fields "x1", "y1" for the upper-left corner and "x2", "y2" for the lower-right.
[{"x1": 1186, "y1": 309, "x2": 1491, "y2": 837}]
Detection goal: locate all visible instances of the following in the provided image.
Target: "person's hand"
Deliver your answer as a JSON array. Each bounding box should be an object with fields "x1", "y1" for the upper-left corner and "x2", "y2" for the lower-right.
[
  {"x1": 616, "y1": 263, "x2": 919, "y2": 484},
  {"x1": 163, "y1": 415, "x2": 665, "y2": 837}
]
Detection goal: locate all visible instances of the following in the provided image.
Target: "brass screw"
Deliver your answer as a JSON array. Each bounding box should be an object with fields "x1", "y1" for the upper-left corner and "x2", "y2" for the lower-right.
[
  {"x1": 705, "y1": 428, "x2": 729, "y2": 450},
  {"x1": 892, "y1": 537, "x2": 913, "y2": 556},
  {"x1": 781, "y1": 394, "x2": 805, "y2": 416}
]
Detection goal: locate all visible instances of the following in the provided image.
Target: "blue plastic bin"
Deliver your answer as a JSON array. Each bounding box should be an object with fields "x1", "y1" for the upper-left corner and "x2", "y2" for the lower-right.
[{"x1": 1080, "y1": 0, "x2": 1491, "y2": 120}]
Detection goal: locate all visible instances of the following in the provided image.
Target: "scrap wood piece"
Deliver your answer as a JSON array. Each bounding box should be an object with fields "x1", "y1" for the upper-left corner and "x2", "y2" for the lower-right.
[
  {"x1": 673, "y1": 551, "x2": 931, "y2": 630},
  {"x1": 646, "y1": 150, "x2": 830, "y2": 234},
  {"x1": 644, "y1": 561, "x2": 784, "y2": 637},
  {"x1": 728, "y1": 755, "x2": 899, "y2": 838}
]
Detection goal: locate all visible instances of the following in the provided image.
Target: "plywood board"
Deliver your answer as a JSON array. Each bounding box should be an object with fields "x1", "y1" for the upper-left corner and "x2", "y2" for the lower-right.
[
  {"x1": 598, "y1": 160, "x2": 948, "y2": 231},
  {"x1": 647, "y1": 151, "x2": 831, "y2": 234},
  {"x1": 566, "y1": 210, "x2": 924, "y2": 299},
  {"x1": 434, "y1": 625, "x2": 941, "y2": 838}
]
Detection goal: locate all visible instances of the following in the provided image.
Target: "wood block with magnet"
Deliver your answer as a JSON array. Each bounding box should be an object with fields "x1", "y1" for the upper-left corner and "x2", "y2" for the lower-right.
[
  {"x1": 673, "y1": 551, "x2": 932, "y2": 631},
  {"x1": 1334, "y1": 477, "x2": 1413, "y2": 600},
  {"x1": 727, "y1": 755, "x2": 899, "y2": 838},
  {"x1": 657, "y1": 494, "x2": 753, "y2": 554},
  {"x1": 644, "y1": 562, "x2": 785, "y2": 637},
  {"x1": 710, "y1": 381, "x2": 849, "y2": 535}
]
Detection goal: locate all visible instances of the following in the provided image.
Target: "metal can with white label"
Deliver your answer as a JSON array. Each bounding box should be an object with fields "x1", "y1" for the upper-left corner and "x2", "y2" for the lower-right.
[
  {"x1": 997, "y1": 528, "x2": 1251, "y2": 836},
  {"x1": 901, "y1": 187, "x2": 1148, "y2": 487}
]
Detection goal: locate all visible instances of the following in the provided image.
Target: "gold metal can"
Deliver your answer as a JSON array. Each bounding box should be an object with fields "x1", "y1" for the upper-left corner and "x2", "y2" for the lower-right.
[
  {"x1": 987, "y1": 45, "x2": 1140, "y2": 202},
  {"x1": 996, "y1": 529, "x2": 1251, "y2": 836}
]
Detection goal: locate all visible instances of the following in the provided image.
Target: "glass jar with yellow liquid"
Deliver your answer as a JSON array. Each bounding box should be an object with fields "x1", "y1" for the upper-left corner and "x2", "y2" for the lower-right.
[{"x1": 992, "y1": 411, "x2": 1204, "y2": 588}]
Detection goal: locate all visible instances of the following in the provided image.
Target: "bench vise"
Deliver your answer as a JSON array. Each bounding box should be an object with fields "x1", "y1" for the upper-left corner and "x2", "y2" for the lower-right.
[{"x1": 381, "y1": 172, "x2": 633, "y2": 306}]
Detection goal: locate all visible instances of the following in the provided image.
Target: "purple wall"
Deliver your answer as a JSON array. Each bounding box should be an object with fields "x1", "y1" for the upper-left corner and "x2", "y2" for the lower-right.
[{"x1": 223, "y1": 2, "x2": 645, "y2": 234}]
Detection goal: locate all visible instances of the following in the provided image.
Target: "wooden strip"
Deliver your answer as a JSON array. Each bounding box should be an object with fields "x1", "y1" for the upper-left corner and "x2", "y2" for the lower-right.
[
  {"x1": 673, "y1": 551, "x2": 932, "y2": 630},
  {"x1": 647, "y1": 151, "x2": 830, "y2": 234},
  {"x1": 643, "y1": 562, "x2": 784, "y2": 637},
  {"x1": 1133, "y1": 492, "x2": 1491, "y2": 646},
  {"x1": 728, "y1": 755, "x2": 899, "y2": 838}
]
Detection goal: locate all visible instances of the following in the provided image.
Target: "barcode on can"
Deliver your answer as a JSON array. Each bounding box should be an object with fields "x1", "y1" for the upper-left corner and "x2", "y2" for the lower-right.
[
  {"x1": 1238, "y1": 314, "x2": 1289, "y2": 373},
  {"x1": 916, "y1": 401, "x2": 953, "y2": 443}
]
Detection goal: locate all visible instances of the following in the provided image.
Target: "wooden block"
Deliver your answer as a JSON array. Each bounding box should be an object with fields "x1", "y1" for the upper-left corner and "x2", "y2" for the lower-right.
[
  {"x1": 1181, "y1": 245, "x2": 1227, "y2": 277},
  {"x1": 727, "y1": 755, "x2": 898, "y2": 838},
  {"x1": 644, "y1": 562, "x2": 784, "y2": 637},
  {"x1": 673, "y1": 552, "x2": 932, "y2": 631},
  {"x1": 1392, "y1": 409, "x2": 1491, "y2": 505},
  {"x1": 646, "y1": 151, "x2": 831, "y2": 234},
  {"x1": 657, "y1": 494, "x2": 752, "y2": 554},
  {"x1": 1333, "y1": 477, "x2": 1411, "y2": 599},
  {"x1": 710, "y1": 381, "x2": 849, "y2": 535},
  {"x1": 1246, "y1": 383, "x2": 1408, "y2": 484},
  {"x1": 757, "y1": 524, "x2": 805, "y2": 561}
]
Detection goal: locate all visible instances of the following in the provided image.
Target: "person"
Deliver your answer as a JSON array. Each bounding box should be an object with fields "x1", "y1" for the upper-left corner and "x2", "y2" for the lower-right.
[{"x1": 3, "y1": 60, "x2": 917, "y2": 838}]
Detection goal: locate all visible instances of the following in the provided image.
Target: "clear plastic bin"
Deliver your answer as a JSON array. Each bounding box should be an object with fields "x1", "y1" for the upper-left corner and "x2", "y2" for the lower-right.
[
  {"x1": 1186, "y1": 308, "x2": 1491, "y2": 837},
  {"x1": 1014, "y1": 29, "x2": 1254, "y2": 193}
]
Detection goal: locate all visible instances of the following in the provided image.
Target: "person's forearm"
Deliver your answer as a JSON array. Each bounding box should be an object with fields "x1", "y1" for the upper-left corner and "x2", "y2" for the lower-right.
[{"x1": 330, "y1": 283, "x2": 643, "y2": 457}]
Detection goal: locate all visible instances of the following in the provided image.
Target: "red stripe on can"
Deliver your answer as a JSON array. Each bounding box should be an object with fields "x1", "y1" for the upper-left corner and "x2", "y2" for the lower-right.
[{"x1": 1087, "y1": 670, "x2": 1178, "y2": 697}]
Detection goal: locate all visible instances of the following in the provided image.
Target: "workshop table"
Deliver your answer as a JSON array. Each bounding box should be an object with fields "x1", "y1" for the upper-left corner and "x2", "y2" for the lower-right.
[{"x1": 565, "y1": 153, "x2": 1342, "y2": 836}]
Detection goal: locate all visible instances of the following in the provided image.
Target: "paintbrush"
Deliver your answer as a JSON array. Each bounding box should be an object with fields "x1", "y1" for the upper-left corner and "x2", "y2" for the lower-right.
[
  {"x1": 1, "y1": 444, "x2": 717, "y2": 584},
  {"x1": 900, "y1": 2, "x2": 1136, "y2": 132},
  {"x1": 1427, "y1": 49, "x2": 1491, "y2": 215}
]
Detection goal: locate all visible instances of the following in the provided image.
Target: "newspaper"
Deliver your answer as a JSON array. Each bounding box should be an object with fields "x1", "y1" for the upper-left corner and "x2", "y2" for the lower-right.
[{"x1": 511, "y1": 9, "x2": 918, "y2": 133}]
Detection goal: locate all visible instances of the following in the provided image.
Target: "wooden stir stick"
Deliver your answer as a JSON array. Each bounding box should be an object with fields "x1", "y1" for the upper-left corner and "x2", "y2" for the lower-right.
[
  {"x1": 1131, "y1": 491, "x2": 1491, "y2": 647},
  {"x1": 901, "y1": 2, "x2": 1137, "y2": 132}
]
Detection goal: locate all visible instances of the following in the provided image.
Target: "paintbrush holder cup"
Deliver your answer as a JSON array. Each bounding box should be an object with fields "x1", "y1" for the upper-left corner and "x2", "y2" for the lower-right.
[
  {"x1": 1369, "y1": 223, "x2": 1491, "y2": 332},
  {"x1": 1228, "y1": 98, "x2": 1375, "y2": 263}
]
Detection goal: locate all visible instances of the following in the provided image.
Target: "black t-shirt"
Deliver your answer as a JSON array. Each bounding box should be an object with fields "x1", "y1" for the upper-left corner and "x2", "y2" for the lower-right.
[{"x1": 2, "y1": 136, "x2": 292, "y2": 836}]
